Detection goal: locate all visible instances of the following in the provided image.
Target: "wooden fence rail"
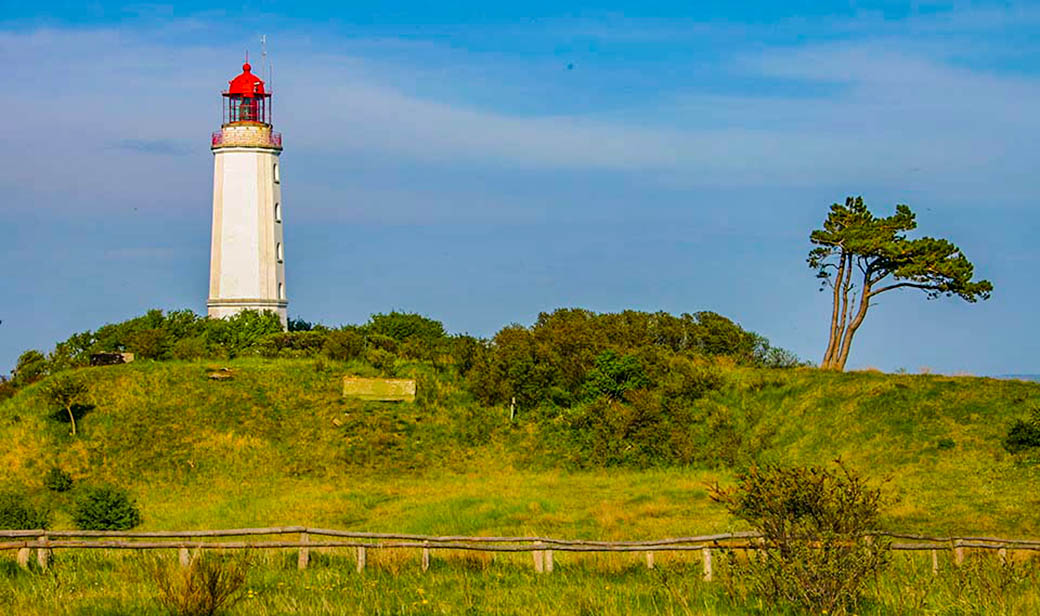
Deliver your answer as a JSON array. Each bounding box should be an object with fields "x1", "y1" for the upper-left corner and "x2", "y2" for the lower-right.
[{"x1": 3, "y1": 527, "x2": 1037, "y2": 576}]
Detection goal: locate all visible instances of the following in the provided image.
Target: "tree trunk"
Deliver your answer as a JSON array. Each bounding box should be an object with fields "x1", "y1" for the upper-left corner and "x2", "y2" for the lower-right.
[
  {"x1": 821, "y1": 252, "x2": 848, "y2": 368},
  {"x1": 66, "y1": 405, "x2": 77, "y2": 436},
  {"x1": 834, "y1": 274, "x2": 873, "y2": 372},
  {"x1": 823, "y1": 255, "x2": 853, "y2": 370}
]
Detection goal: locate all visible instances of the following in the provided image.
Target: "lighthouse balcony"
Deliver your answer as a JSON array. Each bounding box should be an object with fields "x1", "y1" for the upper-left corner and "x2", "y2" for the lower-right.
[{"x1": 212, "y1": 126, "x2": 283, "y2": 150}]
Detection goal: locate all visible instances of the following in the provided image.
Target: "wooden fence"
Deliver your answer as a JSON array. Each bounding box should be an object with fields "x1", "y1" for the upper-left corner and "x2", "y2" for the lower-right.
[{"x1": 3, "y1": 527, "x2": 1039, "y2": 578}]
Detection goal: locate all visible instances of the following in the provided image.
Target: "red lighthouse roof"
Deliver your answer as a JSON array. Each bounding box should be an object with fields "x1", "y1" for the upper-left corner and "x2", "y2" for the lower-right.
[{"x1": 226, "y1": 62, "x2": 266, "y2": 97}]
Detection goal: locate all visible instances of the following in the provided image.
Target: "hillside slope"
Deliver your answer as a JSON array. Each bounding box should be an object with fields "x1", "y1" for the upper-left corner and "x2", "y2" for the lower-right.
[{"x1": 1, "y1": 359, "x2": 1038, "y2": 537}]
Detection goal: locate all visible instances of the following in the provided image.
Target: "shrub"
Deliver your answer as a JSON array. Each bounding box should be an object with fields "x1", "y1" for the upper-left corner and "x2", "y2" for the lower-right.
[
  {"x1": 1004, "y1": 408, "x2": 1040, "y2": 454},
  {"x1": 256, "y1": 331, "x2": 326, "y2": 358},
  {"x1": 322, "y1": 329, "x2": 366, "y2": 361},
  {"x1": 43, "y1": 467, "x2": 73, "y2": 492},
  {"x1": 367, "y1": 312, "x2": 445, "y2": 344},
  {"x1": 13, "y1": 350, "x2": 48, "y2": 386},
  {"x1": 710, "y1": 462, "x2": 889, "y2": 614},
  {"x1": 205, "y1": 310, "x2": 284, "y2": 358},
  {"x1": 366, "y1": 348, "x2": 397, "y2": 376},
  {"x1": 151, "y1": 552, "x2": 248, "y2": 616},
  {"x1": 0, "y1": 492, "x2": 50, "y2": 529},
  {"x1": 43, "y1": 374, "x2": 89, "y2": 436},
  {"x1": 937, "y1": 438, "x2": 956, "y2": 450},
  {"x1": 73, "y1": 485, "x2": 142, "y2": 530},
  {"x1": 581, "y1": 350, "x2": 650, "y2": 401},
  {"x1": 128, "y1": 328, "x2": 168, "y2": 360},
  {"x1": 0, "y1": 377, "x2": 15, "y2": 402},
  {"x1": 171, "y1": 337, "x2": 209, "y2": 360}
]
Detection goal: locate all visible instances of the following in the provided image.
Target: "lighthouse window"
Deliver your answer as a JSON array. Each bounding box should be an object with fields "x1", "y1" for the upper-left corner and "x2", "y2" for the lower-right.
[
  {"x1": 277, "y1": 242, "x2": 284, "y2": 262},
  {"x1": 273, "y1": 163, "x2": 280, "y2": 183},
  {"x1": 279, "y1": 283, "x2": 285, "y2": 300},
  {"x1": 274, "y1": 202, "x2": 281, "y2": 222}
]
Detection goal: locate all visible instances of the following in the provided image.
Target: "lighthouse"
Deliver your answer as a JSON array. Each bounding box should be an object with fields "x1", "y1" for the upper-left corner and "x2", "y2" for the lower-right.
[{"x1": 207, "y1": 61, "x2": 288, "y2": 326}]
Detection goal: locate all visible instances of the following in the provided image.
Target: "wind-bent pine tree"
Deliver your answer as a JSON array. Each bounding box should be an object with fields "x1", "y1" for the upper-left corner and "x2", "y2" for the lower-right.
[{"x1": 809, "y1": 197, "x2": 993, "y2": 371}]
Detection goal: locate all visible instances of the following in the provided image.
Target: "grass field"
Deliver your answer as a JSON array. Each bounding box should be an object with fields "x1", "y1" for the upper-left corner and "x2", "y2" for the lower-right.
[
  {"x1": 2, "y1": 547, "x2": 1039, "y2": 615},
  {"x1": 1, "y1": 359, "x2": 1039, "y2": 613}
]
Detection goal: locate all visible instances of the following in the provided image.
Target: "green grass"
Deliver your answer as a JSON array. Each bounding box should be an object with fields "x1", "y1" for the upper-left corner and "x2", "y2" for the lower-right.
[
  {"x1": 2, "y1": 548, "x2": 1038, "y2": 615},
  {"x1": 2, "y1": 359, "x2": 1040, "y2": 613}
]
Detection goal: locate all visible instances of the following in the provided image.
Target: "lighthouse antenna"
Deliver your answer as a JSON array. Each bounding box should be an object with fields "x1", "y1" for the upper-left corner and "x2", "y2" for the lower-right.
[{"x1": 260, "y1": 34, "x2": 268, "y2": 81}]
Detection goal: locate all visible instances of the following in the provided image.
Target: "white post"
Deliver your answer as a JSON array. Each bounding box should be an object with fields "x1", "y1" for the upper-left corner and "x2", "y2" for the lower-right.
[
  {"x1": 702, "y1": 548, "x2": 712, "y2": 582},
  {"x1": 16, "y1": 547, "x2": 30, "y2": 569},
  {"x1": 544, "y1": 549, "x2": 554, "y2": 573},
  {"x1": 179, "y1": 547, "x2": 191, "y2": 568},
  {"x1": 422, "y1": 543, "x2": 430, "y2": 572},
  {"x1": 298, "y1": 532, "x2": 310, "y2": 570},
  {"x1": 36, "y1": 535, "x2": 50, "y2": 570},
  {"x1": 645, "y1": 551, "x2": 655, "y2": 569},
  {"x1": 533, "y1": 544, "x2": 545, "y2": 574},
  {"x1": 356, "y1": 546, "x2": 366, "y2": 573}
]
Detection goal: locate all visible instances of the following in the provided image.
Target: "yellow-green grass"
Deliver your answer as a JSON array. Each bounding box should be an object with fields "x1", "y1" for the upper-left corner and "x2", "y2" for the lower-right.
[
  {"x1": 2, "y1": 548, "x2": 1038, "y2": 615},
  {"x1": 0, "y1": 360, "x2": 1038, "y2": 539}
]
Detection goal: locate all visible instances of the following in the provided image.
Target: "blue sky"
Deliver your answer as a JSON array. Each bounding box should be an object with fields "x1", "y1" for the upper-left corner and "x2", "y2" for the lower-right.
[{"x1": 1, "y1": 1, "x2": 1038, "y2": 375}]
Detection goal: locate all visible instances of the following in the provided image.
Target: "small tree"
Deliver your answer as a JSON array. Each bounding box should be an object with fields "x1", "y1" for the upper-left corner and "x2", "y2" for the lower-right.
[
  {"x1": 43, "y1": 374, "x2": 89, "y2": 436},
  {"x1": 73, "y1": 485, "x2": 142, "y2": 530},
  {"x1": 710, "y1": 462, "x2": 889, "y2": 614},
  {"x1": 809, "y1": 197, "x2": 992, "y2": 371}
]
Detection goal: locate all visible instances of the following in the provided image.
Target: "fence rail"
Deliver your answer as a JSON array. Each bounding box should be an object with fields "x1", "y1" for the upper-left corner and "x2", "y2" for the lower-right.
[{"x1": 3, "y1": 527, "x2": 1035, "y2": 576}]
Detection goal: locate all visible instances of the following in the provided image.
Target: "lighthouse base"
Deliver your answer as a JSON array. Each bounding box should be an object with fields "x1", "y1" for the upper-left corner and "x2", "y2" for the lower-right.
[{"x1": 207, "y1": 298, "x2": 288, "y2": 329}]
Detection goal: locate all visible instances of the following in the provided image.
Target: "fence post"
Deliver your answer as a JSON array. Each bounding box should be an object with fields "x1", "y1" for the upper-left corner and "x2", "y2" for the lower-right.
[
  {"x1": 36, "y1": 535, "x2": 50, "y2": 570},
  {"x1": 645, "y1": 551, "x2": 654, "y2": 569},
  {"x1": 533, "y1": 543, "x2": 545, "y2": 574},
  {"x1": 16, "y1": 545, "x2": 30, "y2": 569},
  {"x1": 702, "y1": 547, "x2": 712, "y2": 582},
  {"x1": 953, "y1": 540, "x2": 964, "y2": 566},
  {"x1": 998, "y1": 547, "x2": 1008, "y2": 565},
  {"x1": 421, "y1": 542, "x2": 430, "y2": 572},
  {"x1": 931, "y1": 549, "x2": 938, "y2": 575},
  {"x1": 298, "y1": 532, "x2": 310, "y2": 570},
  {"x1": 179, "y1": 547, "x2": 191, "y2": 568},
  {"x1": 356, "y1": 546, "x2": 366, "y2": 573},
  {"x1": 544, "y1": 549, "x2": 554, "y2": 573}
]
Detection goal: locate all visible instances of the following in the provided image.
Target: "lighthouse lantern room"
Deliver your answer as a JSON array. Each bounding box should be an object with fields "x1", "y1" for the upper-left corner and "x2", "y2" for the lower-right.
[{"x1": 207, "y1": 61, "x2": 287, "y2": 326}]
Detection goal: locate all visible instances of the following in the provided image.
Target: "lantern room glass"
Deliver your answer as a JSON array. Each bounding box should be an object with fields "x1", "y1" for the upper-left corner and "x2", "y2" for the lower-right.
[{"x1": 223, "y1": 94, "x2": 271, "y2": 125}]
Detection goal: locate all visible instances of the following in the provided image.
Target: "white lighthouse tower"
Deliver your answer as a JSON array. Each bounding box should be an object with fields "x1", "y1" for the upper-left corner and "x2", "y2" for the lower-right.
[{"x1": 207, "y1": 60, "x2": 288, "y2": 326}]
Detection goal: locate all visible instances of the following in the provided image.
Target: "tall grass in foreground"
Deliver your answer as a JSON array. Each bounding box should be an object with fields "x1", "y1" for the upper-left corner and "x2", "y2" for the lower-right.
[{"x1": 1, "y1": 549, "x2": 1038, "y2": 615}]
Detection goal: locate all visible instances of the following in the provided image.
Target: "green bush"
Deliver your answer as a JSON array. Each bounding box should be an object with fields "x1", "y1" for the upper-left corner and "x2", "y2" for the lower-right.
[
  {"x1": 43, "y1": 467, "x2": 73, "y2": 493},
  {"x1": 73, "y1": 485, "x2": 142, "y2": 531},
  {"x1": 710, "y1": 462, "x2": 889, "y2": 614},
  {"x1": 366, "y1": 348, "x2": 397, "y2": 376},
  {"x1": 171, "y1": 337, "x2": 209, "y2": 360},
  {"x1": 151, "y1": 552, "x2": 248, "y2": 616},
  {"x1": 13, "y1": 350, "x2": 48, "y2": 386},
  {"x1": 0, "y1": 492, "x2": 50, "y2": 530},
  {"x1": 581, "y1": 350, "x2": 650, "y2": 401},
  {"x1": 256, "y1": 331, "x2": 327, "y2": 358},
  {"x1": 322, "y1": 329, "x2": 366, "y2": 361},
  {"x1": 1004, "y1": 408, "x2": 1040, "y2": 454}
]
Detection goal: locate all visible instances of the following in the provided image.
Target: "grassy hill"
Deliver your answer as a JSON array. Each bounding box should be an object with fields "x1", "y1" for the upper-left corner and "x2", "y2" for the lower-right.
[{"x1": 2, "y1": 358, "x2": 1038, "y2": 539}]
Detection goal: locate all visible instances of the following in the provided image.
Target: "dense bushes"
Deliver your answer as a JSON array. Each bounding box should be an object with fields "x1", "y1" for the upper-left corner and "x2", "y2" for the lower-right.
[
  {"x1": 710, "y1": 462, "x2": 890, "y2": 614},
  {"x1": 0, "y1": 493, "x2": 50, "y2": 530},
  {"x1": 467, "y1": 308, "x2": 793, "y2": 409},
  {"x1": 73, "y1": 485, "x2": 142, "y2": 531},
  {"x1": 1004, "y1": 408, "x2": 1040, "y2": 455},
  {"x1": 43, "y1": 467, "x2": 73, "y2": 493}
]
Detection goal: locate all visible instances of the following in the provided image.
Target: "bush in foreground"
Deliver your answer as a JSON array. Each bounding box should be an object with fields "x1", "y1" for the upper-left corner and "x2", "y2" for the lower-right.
[
  {"x1": 73, "y1": 485, "x2": 142, "y2": 531},
  {"x1": 710, "y1": 462, "x2": 889, "y2": 615},
  {"x1": 151, "y1": 552, "x2": 249, "y2": 616}
]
